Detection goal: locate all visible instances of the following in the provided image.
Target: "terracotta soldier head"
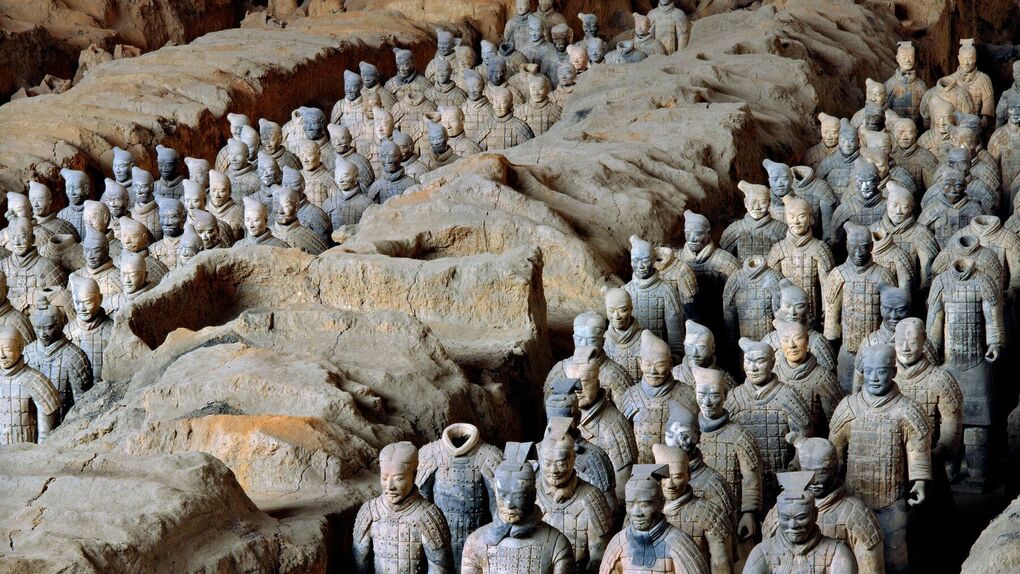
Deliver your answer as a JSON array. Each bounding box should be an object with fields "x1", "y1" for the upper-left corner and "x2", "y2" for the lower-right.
[
  {"x1": 435, "y1": 28, "x2": 456, "y2": 58},
  {"x1": 845, "y1": 222, "x2": 873, "y2": 267},
  {"x1": 957, "y1": 38, "x2": 977, "y2": 74},
  {"x1": 101, "y1": 179, "x2": 129, "y2": 219},
  {"x1": 853, "y1": 159, "x2": 879, "y2": 201},
  {"x1": 240, "y1": 126, "x2": 260, "y2": 163},
  {"x1": 540, "y1": 417, "x2": 577, "y2": 490},
  {"x1": 359, "y1": 61, "x2": 381, "y2": 89},
  {"x1": 7, "y1": 218, "x2": 33, "y2": 258},
  {"x1": 775, "y1": 471, "x2": 819, "y2": 544},
  {"x1": 119, "y1": 217, "x2": 150, "y2": 253},
  {"x1": 425, "y1": 119, "x2": 449, "y2": 156},
  {"x1": 878, "y1": 284, "x2": 911, "y2": 330},
  {"x1": 494, "y1": 442, "x2": 539, "y2": 525},
  {"x1": 343, "y1": 70, "x2": 362, "y2": 102},
  {"x1": 578, "y1": 12, "x2": 598, "y2": 38},
  {"x1": 327, "y1": 124, "x2": 355, "y2": 157},
  {"x1": 479, "y1": 40, "x2": 496, "y2": 68},
  {"x1": 886, "y1": 182, "x2": 914, "y2": 225},
  {"x1": 684, "y1": 320, "x2": 715, "y2": 367},
  {"x1": 27, "y1": 182, "x2": 54, "y2": 219},
  {"x1": 865, "y1": 78, "x2": 886, "y2": 108},
  {"x1": 664, "y1": 401, "x2": 700, "y2": 453},
  {"x1": 557, "y1": 62, "x2": 577, "y2": 88},
  {"x1": 297, "y1": 139, "x2": 322, "y2": 172},
  {"x1": 374, "y1": 108, "x2": 395, "y2": 141},
  {"x1": 773, "y1": 318, "x2": 810, "y2": 366},
  {"x1": 639, "y1": 331, "x2": 672, "y2": 388},
  {"x1": 514, "y1": 0, "x2": 529, "y2": 16},
  {"x1": 929, "y1": 96, "x2": 956, "y2": 136},
  {"x1": 763, "y1": 159, "x2": 793, "y2": 200},
  {"x1": 604, "y1": 287, "x2": 633, "y2": 331},
  {"x1": 7, "y1": 192, "x2": 31, "y2": 220},
  {"x1": 527, "y1": 14, "x2": 545, "y2": 43},
  {"x1": 274, "y1": 185, "x2": 301, "y2": 226},
  {"x1": 434, "y1": 57, "x2": 453, "y2": 86},
  {"x1": 226, "y1": 139, "x2": 249, "y2": 173},
  {"x1": 378, "y1": 139, "x2": 402, "y2": 175},
  {"x1": 393, "y1": 47, "x2": 416, "y2": 82},
  {"x1": 1008, "y1": 91, "x2": 1020, "y2": 126},
  {"x1": 838, "y1": 118, "x2": 859, "y2": 156},
  {"x1": 587, "y1": 37, "x2": 607, "y2": 64},
  {"x1": 894, "y1": 317, "x2": 927, "y2": 366},
  {"x1": 81, "y1": 227, "x2": 110, "y2": 270},
  {"x1": 207, "y1": 170, "x2": 232, "y2": 208},
  {"x1": 818, "y1": 113, "x2": 839, "y2": 150},
  {"x1": 30, "y1": 293, "x2": 66, "y2": 347},
  {"x1": 155, "y1": 145, "x2": 180, "y2": 182},
  {"x1": 439, "y1": 105, "x2": 466, "y2": 138},
  {"x1": 183, "y1": 179, "x2": 207, "y2": 214},
  {"x1": 566, "y1": 44, "x2": 587, "y2": 74},
  {"x1": 863, "y1": 102, "x2": 885, "y2": 132},
  {"x1": 788, "y1": 434, "x2": 840, "y2": 499},
  {"x1": 83, "y1": 200, "x2": 111, "y2": 235},
  {"x1": 737, "y1": 181, "x2": 770, "y2": 220},
  {"x1": 0, "y1": 325, "x2": 26, "y2": 370},
  {"x1": 379, "y1": 441, "x2": 419, "y2": 505},
  {"x1": 131, "y1": 167, "x2": 154, "y2": 205},
  {"x1": 69, "y1": 275, "x2": 103, "y2": 323},
  {"x1": 191, "y1": 209, "x2": 221, "y2": 250},
  {"x1": 624, "y1": 464, "x2": 670, "y2": 532},
  {"x1": 896, "y1": 41, "x2": 916, "y2": 75},
  {"x1": 572, "y1": 311, "x2": 607, "y2": 349},
  {"x1": 120, "y1": 251, "x2": 148, "y2": 294},
  {"x1": 226, "y1": 113, "x2": 250, "y2": 140},
  {"x1": 941, "y1": 168, "x2": 966, "y2": 204},
  {"x1": 739, "y1": 338, "x2": 775, "y2": 386},
  {"x1": 61, "y1": 169, "x2": 89, "y2": 206},
  {"x1": 334, "y1": 156, "x2": 360, "y2": 193},
  {"x1": 634, "y1": 13, "x2": 653, "y2": 39},
  {"x1": 177, "y1": 224, "x2": 204, "y2": 263},
  {"x1": 184, "y1": 157, "x2": 211, "y2": 190},
  {"x1": 859, "y1": 344, "x2": 897, "y2": 397},
  {"x1": 630, "y1": 234, "x2": 656, "y2": 280},
  {"x1": 490, "y1": 86, "x2": 514, "y2": 119},
  {"x1": 683, "y1": 210, "x2": 711, "y2": 254},
  {"x1": 783, "y1": 196, "x2": 813, "y2": 236},
  {"x1": 299, "y1": 107, "x2": 327, "y2": 142},
  {"x1": 156, "y1": 197, "x2": 185, "y2": 239},
  {"x1": 257, "y1": 152, "x2": 280, "y2": 188},
  {"x1": 946, "y1": 146, "x2": 973, "y2": 180},
  {"x1": 565, "y1": 346, "x2": 601, "y2": 408},
  {"x1": 487, "y1": 55, "x2": 510, "y2": 87},
  {"x1": 694, "y1": 365, "x2": 728, "y2": 420},
  {"x1": 242, "y1": 195, "x2": 269, "y2": 238},
  {"x1": 281, "y1": 166, "x2": 304, "y2": 195},
  {"x1": 652, "y1": 444, "x2": 690, "y2": 502},
  {"x1": 892, "y1": 117, "x2": 918, "y2": 150},
  {"x1": 111, "y1": 146, "x2": 135, "y2": 183},
  {"x1": 392, "y1": 131, "x2": 416, "y2": 163}
]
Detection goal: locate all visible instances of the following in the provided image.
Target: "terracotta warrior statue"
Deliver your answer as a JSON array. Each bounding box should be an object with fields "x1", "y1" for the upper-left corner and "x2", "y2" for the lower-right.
[
  {"x1": 206, "y1": 170, "x2": 244, "y2": 242},
  {"x1": 359, "y1": 61, "x2": 397, "y2": 110},
  {"x1": 767, "y1": 195, "x2": 835, "y2": 329},
  {"x1": 26, "y1": 294, "x2": 92, "y2": 422},
  {"x1": 176, "y1": 224, "x2": 204, "y2": 265},
  {"x1": 101, "y1": 179, "x2": 130, "y2": 240},
  {"x1": 918, "y1": 95, "x2": 957, "y2": 161},
  {"x1": 213, "y1": 113, "x2": 248, "y2": 172},
  {"x1": 428, "y1": 58, "x2": 468, "y2": 110},
  {"x1": 726, "y1": 338, "x2": 812, "y2": 507},
  {"x1": 240, "y1": 125, "x2": 264, "y2": 167},
  {"x1": 829, "y1": 344, "x2": 931, "y2": 573},
  {"x1": 333, "y1": 70, "x2": 367, "y2": 134},
  {"x1": 118, "y1": 217, "x2": 169, "y2": 284},
  {"x1": 438, "y1": 105, "x2": 482, "y2": 157},
  {"x1": 323, "y1": 156, "x2": 373, "y2": 229},
  {"x1": 537, "y1": 417, "x2": 613, "y2": 573},
  {"x1": 111, "y1": 146, "x2": 135, "y2": 187},
  {"x1": 294, "y1": 139, "x2": 335, "y2": 209},
  {"x1": 818, "y1": 119, "x2": 860, "y2": 191},
  {"x1": 890, "y1": 117, "x2": 938, "y2": 191},
  {"x1": 0, "y1": 272, "x2": 33, "y2": 343},
  {"x1": 940, "y1": 215, "x2": 1020, "y2": 307},
  {"x1": 653, "y1": 245, "x2": 699, "y2": 325},
  {"x1": 367, "y1": 139, "x2": 419, "y2": 204},
  {"x1": 353, "y1": 441, "x2": 453, "y2": 574},
  {"x1": 386, "y1": 48, "x2": 432, "y2": 102},
  {"x1": 0, "y1": 325, "x2": 60, "y2": 445},
  {"x1": 604, "y1": 41, "x2": 648, "y2": 65},
  {"x1": 327, "y1": 124, "x2": 375, "y2": 192},
  {"x1": 652, "y1": 444, "x2": 733, "y2": 574},
  {"x1": 926, "y1": 257, "x2": 1003, "y2": 491},
  {"x1": 280, "y1": 167, "x2": 332, "y2": 246},
  {"x1": 721, "y1": 181, "x2": 787, "y2": 262},
  {"x1": 545, "y1": 311, "x2": 633, "y2": 400},
  {"x1": 870, "y1": 228, "x2": 914, "y2": 294},
  {"x1": 516, "y1": 73, "x2": 560, "y2": 136},
  {"x1": 416, "y1": 423, "x2": 503, "y2": 570},
  {"x1": 925, "y1": 145, "x2": 997, "y2": 213},
  {"x1": 761, "y1": 435, "x2": 884, "y2": 573},
  {"x1": 996, "y1": 61, "x2": 1020, "y2": 128},
  {"x1": 648, "y1": 0, "x2": 691, "y2": 54},
  {"x1": 519, "y1": 14, "x2": 553, "y2": 67},
  {"x1": 918, "y1": 168, "x2": 984, "y2": 249},
  {"x1": 804, "y1": 113, "x2": 840, "y2": 169},
  {"x1": 824, "y1": 222, "x2": 896, "y2": 392},
  {"x1": 602, "y1": 287, "x2": 645, "y2": 381},
  {"x1": 224, "y1": 138, "x2": 260, "y2": 200},
  {"x1": 72, "y1": 226, "x2": 121, "y2": 311},
  {"x1": 619, "y1": 331, "x2": 698, "y2": 463},
  {"x1": 830, "y1": 160, "x2": 886, "y2": 244},
  {"x1": 425, "y1": 28, "x2": 459, "y2": 82},
  {"x1": 853, "y1": 285, "x2": 937, "y2": 392},
  {"x1": 600, "y1": 464, "x2": 710, "y2": 574},
  {"x1": 150, "y1": 197, "x2": 186, "y2": 270},
  {"x1": 894, "y1": 318, "x2": 963, "y2": 478},
  {"x1": 153, "y1": 144, "x2": 184, "y2": 201},
  {"x1": 107, "y1": 251, "x2": 155, "y2": 313},
  {"x1": 461, "y1": 442, "x2": 574, "y2": 574},
  {"x1": 1, "y1": 218, "x2": 66, "y2": 313},
  {"x1": 66, "y1": 275, "x2": 114, "y2": 383},
  {"x1": 258, "y1": 119, "x2": 300, "y2": 173},
  {"x1": 58, "y1": 168, "x2": 89, "y2": 240},
  {"x1": 626, "y1": 235, "x2": 685, "y2": 363},
  {"x1": 671, "y1": 320, "x2": 737, "y2": 392},
  {"x1": 549, "y1": 63, "x2": 576, "y2": 110},
  {"x1": 989, "y1": 92, "x2": 1020, "y2": 214},
  {"x1": 722, "y1": 255, "x2": 784, "y2": 345},
  {"x1": 503, "y1": 0, "x2": 532, "y2": 52},
  {"x1": 772, "y1": 317, "x2": 843, "y2": 436},
  {"x1": 130, "y1": 167, "x2": 160, "y2": 241},
  {"x1": 871, "y1": 181, "x2": 938, "y2": 290},
  {"x1": 235, "y1": 196, "x2": 288, "y2": 248},
  {"x1": 762, "y1": 159, "x2": 794, "y2": 224},
  {"x1": 272, "y1": 185, "x2": 328, "y2": 255},
  {"x1": 570, "y1": 345, "x2": 639, "y2": 505},
  {"x1": 540, "y1": 26, "x2": 570, "y2": 86},
  {"x1": 885, "y1": 41, "x2": 927, "y2": 126},
  {"x1": 762, "y1": 280, "x2": 836, "y2": 371},
  {"x1": 586, "y1": 38, "x2": 607, "y2": 67},
  {"x1": 921, "y1": 75, "x2": 975, "y2": 133},
  {"x1": 678, "y1": 210, "x2": 738, "y2": 342},
  {"x1": 948, "y1": 39, "x2": 995, "y2": 128},
  {"x1": 693, "y1": 366, "x2": 763, "y2": 542},
  {"x1": 744, "y1": 471, "x2": 858, "y2": 574},
  {"x1": 28, "y1": 182, "x2": 76, "y2": 240},
  {"x1": 632, "y1": 13, "x2": 666, "y2": 57},
  {"x1": 419, "y1": 119, "x2": 460, "y2": 171},
  {"x1": 392, "y1": 130, "x2": 428, "y2": 182},
  {"x1": 484, "y1": 86, "x2": 534, "y2": 151},
  {"x1": 185, "y1": 156, "x2": 211, "y2": 192},
  {"x1": 393, "y1": 86, "x2": 438, "y2": 152}
]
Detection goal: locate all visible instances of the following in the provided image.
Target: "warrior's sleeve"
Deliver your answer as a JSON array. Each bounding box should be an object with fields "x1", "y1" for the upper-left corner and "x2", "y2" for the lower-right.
[
  {"x1": 352, "y1": 502, "x2": 374, "y2": 574},
  {"x1": 722, "y1": 275, "x2": 741, "y2": 347},
  {"x1": 598, "y1": 533, "x2": 625, "y2": 574},
  {"x1": 415, "y1": 443, "x2": 439, "y2": 493},
  {"x1": 760, "y1": 506, "x2": 778, "y2": 538},
  {"x1": 740, "y1": 543, "x2": 771, "y2": 574},
  {"x1": 551, "y1": 530, "x2": 577, "y2": 574},
  {"x1": 935, "y1": 372, "x2": 965, "y2": 458},
  {"x1": 831, "y1": 540, "x2": 860, "y2": 574},
  {"x1": 977, "y1": 76, "x2": 996, "y2": 118},
  {"x1": 478, "y1": 444, "x2": 504, "y2": 517},
  {"x1": 844, "y1": 498, "x2": 884, "y2": 572},
  {"x1": 914, "y1": 226, "x2": 940, "y2": 290},
  {"x1": 784, "y1": 388, "x2": 814, "y2": 436},
  {"x1": 988, "y1": 129, "x2": 1006, "y2": 161},
  {"x1": 460, "y1": 530, "x2": 486, "y2": 574},
  {"x1": 420, "y1": 504, "x2": 454, "y2": 574},
  {"x1": 72, "y1": 350, "x2": 94, "y2": 396},
  {"x1": 585, "y1": 489, "x2": 614, "y2": 573},
  {"x1": 663, "y1": 282, "x2": 686, "y2": 363},
  {"x1": 822, "y1": 267, "x2": 845, "y2": 341},
  {"x1": 903, "y1": 400, "x2": 933, "y2": 483},
  {"x1": 677, "y1": 15, "x2": 691, "y2": 50},
  {"x1": 925, "y1": 277, "x2": 947, "y2": 355},
  {"x1": 829, "y1": 205, "x2": 851, "y2": 246},
  {"x1": 828, "y1": 399, "x2": 854, "y2": 471},
  {"x1": 719, "y1": 221, "x2": 740, "y2": 257},
  {"x1": 980, "y1": 278, "x2": 1005, "y2": 349},
  {"x1": 734, "y1": 428, "x2": 765, "y2": 513}
]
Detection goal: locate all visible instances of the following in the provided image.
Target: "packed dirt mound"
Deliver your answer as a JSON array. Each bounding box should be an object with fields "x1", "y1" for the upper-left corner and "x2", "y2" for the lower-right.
[{"x1": 961, "y1": 492, "x2": 1020, "y2": 574}]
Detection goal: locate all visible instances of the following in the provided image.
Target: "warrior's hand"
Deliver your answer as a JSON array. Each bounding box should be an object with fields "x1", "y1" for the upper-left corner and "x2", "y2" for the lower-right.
[
  {"x1": 737, "y1": 512, "x2": 757, "y2": 540},
  {"x1": 986, "y1": 345, "x2": 1001, "y2": 362},
  {"x1": 908, "y1": 480, "x2": 927, "y2": 506}
]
